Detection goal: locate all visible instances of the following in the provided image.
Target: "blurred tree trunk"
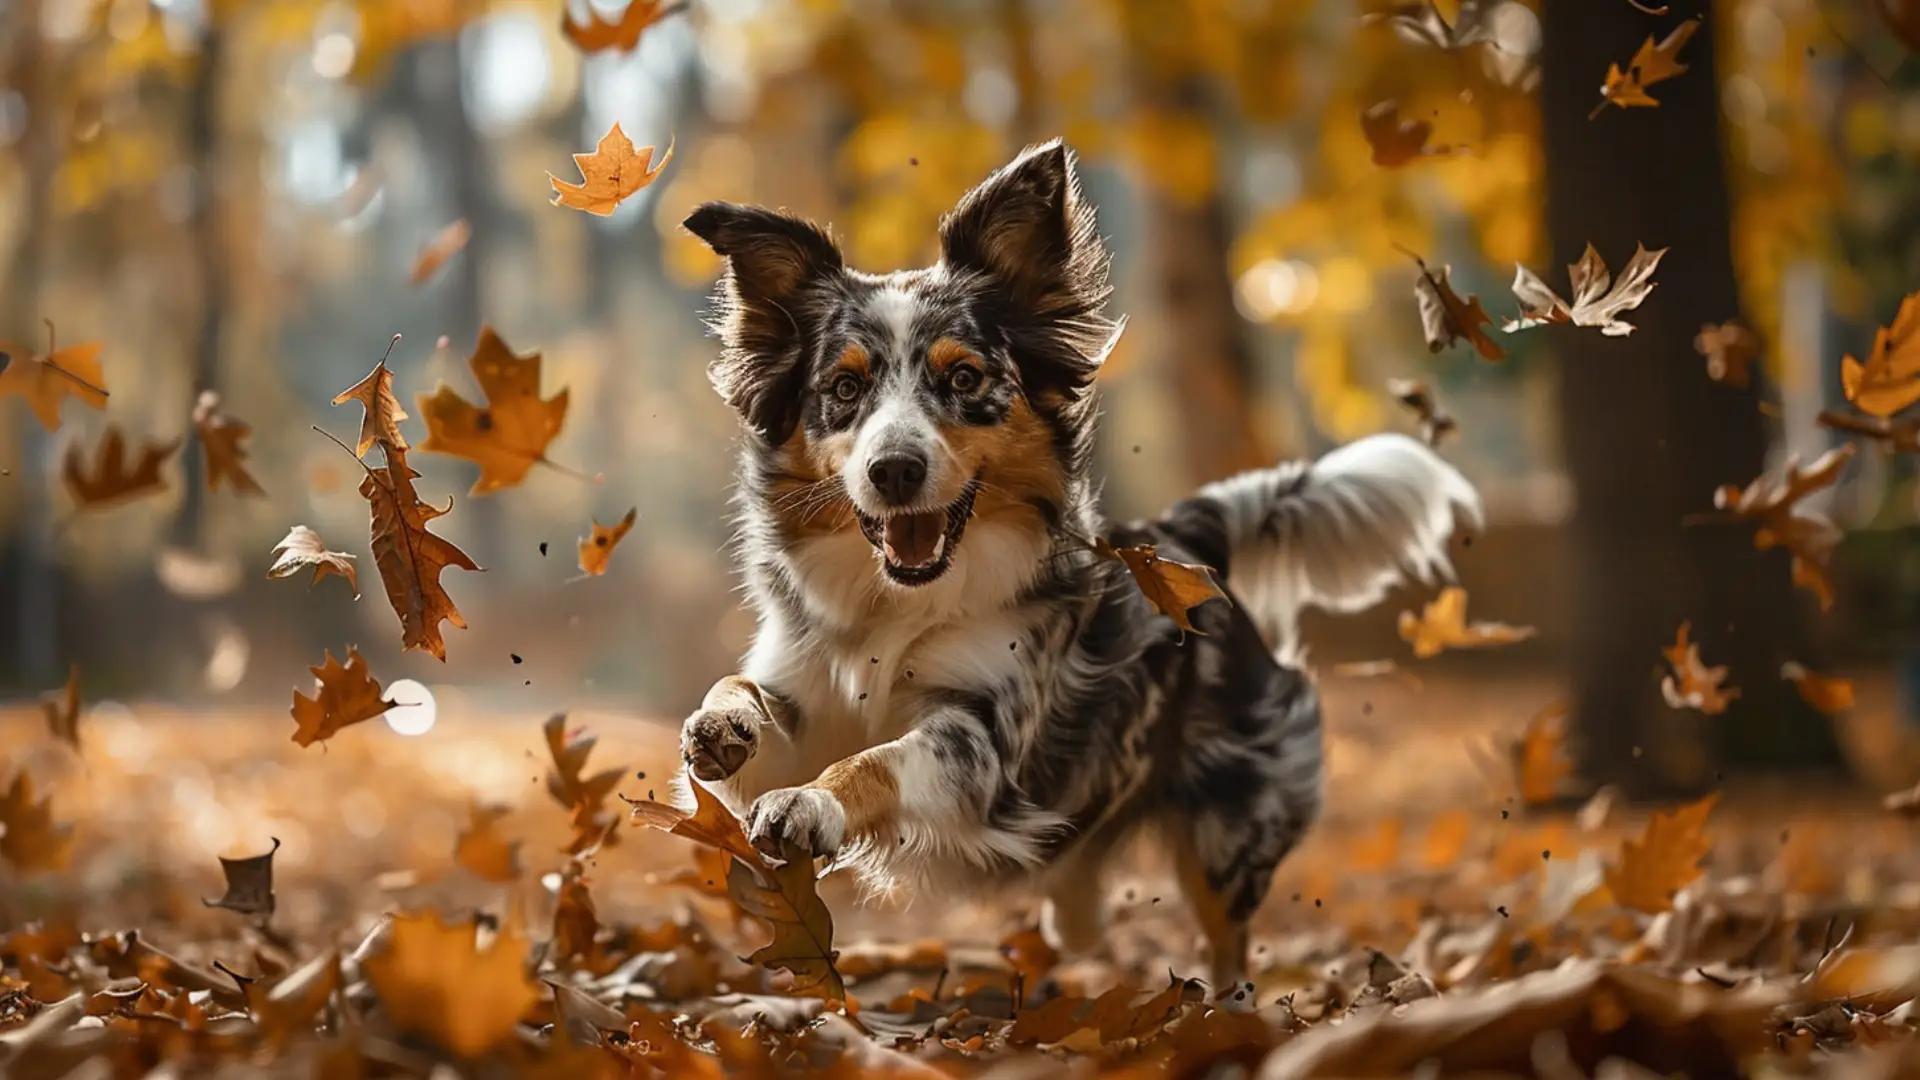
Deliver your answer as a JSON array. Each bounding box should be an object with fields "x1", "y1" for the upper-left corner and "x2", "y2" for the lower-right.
[
  {"x1": 1, "y1": 0, "x2": 63, "y2": 685},
  {"x1": 1541, "y1": 2, "x2": 1843, "y2": 791},
  {"x1": 173, "y1": 23, "x2": 228, "y2": 546}
]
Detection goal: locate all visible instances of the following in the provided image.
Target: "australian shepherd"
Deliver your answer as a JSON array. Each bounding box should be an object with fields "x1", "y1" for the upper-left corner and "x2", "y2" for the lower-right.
[{"x1": 679, "y1": 140, "x2": 1481, "y2": 985}]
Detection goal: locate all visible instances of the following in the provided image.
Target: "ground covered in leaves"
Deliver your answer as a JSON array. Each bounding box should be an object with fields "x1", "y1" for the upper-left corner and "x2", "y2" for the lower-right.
[{"x1": 4, "y1": 675, "x2": 1920, "y2": 1078}]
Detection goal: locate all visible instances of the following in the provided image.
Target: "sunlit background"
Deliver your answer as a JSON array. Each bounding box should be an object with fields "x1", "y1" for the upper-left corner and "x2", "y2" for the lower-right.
[{"x1": 0, "y1": 0, "x2": 1915, "y2": 775}]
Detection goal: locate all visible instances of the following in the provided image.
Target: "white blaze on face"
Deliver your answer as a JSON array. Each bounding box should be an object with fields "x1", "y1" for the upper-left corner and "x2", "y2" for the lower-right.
[{"x1": 844, "y1": 287, "x2": 953, "y2": 518}]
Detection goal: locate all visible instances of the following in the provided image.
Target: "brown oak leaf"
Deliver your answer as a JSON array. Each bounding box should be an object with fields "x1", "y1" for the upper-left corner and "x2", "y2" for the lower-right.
[
  {"x1": 201, "y1": 836, "x2": 280, "y2": 918},
  {"x1": 63, "y1": 426, "x2": 180, "y2": 508},
  {"x1": 548, "y1": 123, "x2": 674, "y2": 216},
  {"x1": 289, "y1": 646, "x2": 395, "y2": 747},
  {"x1": 192, "y1": 390, "x2": 265, "y2": 495},
  {"x1": 361, "y1": 445, "x2": 482, "y2": 660},
  {"x1": 267, "y1": 525, "x2": 360, "y2": 597},
  {"x1": 331, "y1": 337, "x2": 410, "y2": 457},
  {"x1": 578, "y1": 507, "x2": 637, "y2": 576},
  {"x1": 1091, "y1": 537, "x2": 1228, "y2": 635},
  {"x1": 1659, "y1": 621, "x2": 1739, "y2": 716},
  {"x1": 1407, "y1": 251, "x2": 1505, "y2": 361},
  {"x1": 417, "y1": 326, "x2": 570, "y2": 495},
  {"x1": 1592, "y1": 18, "x2": 1700, "y2": 118}
]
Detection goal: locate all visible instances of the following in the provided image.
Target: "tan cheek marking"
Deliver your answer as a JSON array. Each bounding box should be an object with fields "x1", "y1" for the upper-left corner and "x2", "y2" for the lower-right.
[
  {"x1": 812, "y1": 752, "x2": 900, "y2": 835},
  {"x1": 927, "y1": 336, "x2": 977, "y2": 376},
  {"x1": 943, "y1": 397, "x2": 1065, "y2": 519},
  {"x1": 769, "y1": 426, "x2": 857, "y2": 537}
]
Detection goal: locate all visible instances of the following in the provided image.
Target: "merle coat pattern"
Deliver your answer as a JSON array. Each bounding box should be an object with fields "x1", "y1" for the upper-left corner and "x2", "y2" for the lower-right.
[{"x1": 678, "y1": 141, "x2": 1481, "y2": 985}]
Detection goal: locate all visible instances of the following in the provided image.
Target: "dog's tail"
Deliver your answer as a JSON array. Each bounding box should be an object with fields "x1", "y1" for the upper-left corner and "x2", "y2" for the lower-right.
[{"x1": 1192, "y1": 433, "x2": 1482, "y2": 661}]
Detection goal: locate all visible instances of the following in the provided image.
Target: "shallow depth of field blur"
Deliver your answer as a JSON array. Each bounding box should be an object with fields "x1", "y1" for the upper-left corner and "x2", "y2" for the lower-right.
[{"x1": 5, "y1": 0, "x2": 1920, "y2": 1074}]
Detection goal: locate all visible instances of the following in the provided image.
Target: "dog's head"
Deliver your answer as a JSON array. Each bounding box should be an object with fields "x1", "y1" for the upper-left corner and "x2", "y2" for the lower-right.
[{"x1": 687, "y1": 140, "x2": 1116, "y2": 589}]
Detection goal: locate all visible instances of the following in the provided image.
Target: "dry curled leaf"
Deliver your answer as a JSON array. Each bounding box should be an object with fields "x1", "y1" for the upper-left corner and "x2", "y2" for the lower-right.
[
  {"x1": 1407, "y1": 251, "x2": 1506, "y2": 361},
  {"x1": 267, "y1": 525, "x2": 360, "y2": 598},
  {"x1": 361, "y1": 445, "x2": 482, "y2": 660},
  {"x1": 1387, "y1": 377, "x2": 1457, "y2": 447},
  {"x1": 64, "y1": 426, "x2": 180, "y2": 508},
  {"x1": 201, "y1": 837, "x2": 280, "y2": 918},
  {"x1": 363, "y1": 912, "x2": 539, "y2": 1058},
  {"x1": 250, "y1": 951, "x2": 341, "y2": 1047},
  {"x1": 1361, "y1": 101, "x2": 1455, "y2": 167},
  {"x1": 0, "y1": 771, "x2": 74, "y2": 873},
  {"x1": 1659, "y1": 621, "x2": 1739, "y2": 716},
  {"x1": 548, "y1": 123, "x2": 674, "y2": 216},
  {"x1": 1840, "y1": 290, "x2": 1920, "y2": 417},
  {"x1": 1781, "y1": 662, "x2": 1854, "y2": 714},
  {"x1": 1516, "y1": 701, "x2": 1571, "y2": 806},
  {"x1": 1695, "y1": 321, "x2": 1760, "y2": 389},
  {"x1": 331, "y1": 339, "x2": 409, "y2": 457},
  {"x1": 1819, "y1": 408, "x2": 1920, "y2": 455},
  {"x1": 0, "y1": 326, "x2": 107, "y2": 431},
  {"x1": 1505, "y1": 243, "x2": 1667, "y2": 338},
  {"x1": 417, "y1": 326, "x2": 571, "y2": 495},
  {"x1": 550, "y1": 868, "x2": 602, "y2": 969},
  {"x1": 1592, "y1": 18, "x2": 1700, "y2": 118},
  {"x1": 409, "y1": 218, "x2": 470, "y2": 287},
  {"x1": 561, "y1": 0, "x2": 683, "y2": 52},
  {"x1": 545, "y1": 714, "x2": 626, "y2": 854},
  {"x1": 1363, "y1": 0, "x2": 1490, "y2": 50},
  {"x1": 42, "y1": 663, "x2": 80, "y2": 751},
  {"x1": 1397, "y1": 587, "x2": 1537, "y2": 659},
  {"x1": 191, "y1": 390, "x2": 265, "y2": 496},
  {"x1": 1090, "y1": 537, "x2": 1227, "y2": 635},
  {"x1": 727, "y1": 847, "x2": 847, "y2": 1003},
  {"x1": 578, "y1": 507, "x2": 637, "y2": 576},
  {"x1": 289, "y1": 646, "x2": 396, "y2": 747},
  {"x1": 1713, "y1": 443, "x2": 1855, "y2": 611},
  {"x1": 1605, "y1": 793, "x2": 1717, "y2": 913},
  {"x1": 629, "y1": 780, "x2": 759, "y2": 867},
  {"x1": 453, "y1": 804, "x2": 521, "y2": 882}
]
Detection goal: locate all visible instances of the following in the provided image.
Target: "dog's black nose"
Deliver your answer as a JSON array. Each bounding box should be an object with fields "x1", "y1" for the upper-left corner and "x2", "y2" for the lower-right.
[{"x1": 867, "y1": 453, "x2": 928, "y2": 506}]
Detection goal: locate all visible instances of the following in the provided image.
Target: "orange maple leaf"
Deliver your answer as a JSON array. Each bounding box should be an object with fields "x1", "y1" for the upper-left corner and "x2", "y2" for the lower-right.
[
  {"x1": 1713, "y1": 443, "x2": 1854, "y2": 611},
  {"x1": 417, "y1": 326, "x2": 571, "y2": 495},
  {"x1": 1398, "y1": 587, "x2": 1537, "y2": 659},
  {"x1": 0, "y1": 324, "x2": 108, "y2": 431},
  {"x1": 578, "y1": 507, "x2": 637, "y2": 576},
  {"x1": 63, "y1": 426, "x2": 181, "y2": 508},
  {"x1": 1781, "y1": 661, "x2": 1855, "y2": 714},
  {"x1": 1840, "y1": 290, "x2": 1920, "y2": 418},
  {"x1": 1516, "y1": 701, "x2": 1571, "y2": 806},
  {"x1": 0, "y1": 771, "x2": 75, "y2": 873},
  {"x1": 192, "y1": 390, "x2": 265, "y2": 496},
  {"x1": 1592, "y1": 18, "x2": 1700, "y2": 118},
  {"x1": 548, "y1": 123, "x2": 674, "y2": 216},
  {"x1": 1091, "y1": 537, "x2": 1227, "y2": 635},
  {"x1": 289, "y1": 646, "x2": 396, "y2": 747},
  {"x1": 561, "y1": 0, "x2": 684, "y2": 53},
  {"x1": 363, "y1": 912, "x2": 539, "y2": 1058},
  {"x1": 361, "y1": 445, "x2": 482, "y2": 660},
  {"x1": 1604, "y1": 793, "x2": 1717, "y2": 913}
]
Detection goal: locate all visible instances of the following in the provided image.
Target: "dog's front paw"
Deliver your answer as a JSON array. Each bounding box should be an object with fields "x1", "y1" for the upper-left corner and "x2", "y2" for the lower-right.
[
  {"x1": 681, "y1": 707, "x2": 758, "y2": 782},
  {"x1": 745, "y1": 787, "x2": 845, "y2": 859}
]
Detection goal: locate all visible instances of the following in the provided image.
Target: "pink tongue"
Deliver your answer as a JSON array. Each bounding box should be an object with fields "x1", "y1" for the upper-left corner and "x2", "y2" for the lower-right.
[{"x1": 883, "y1": 511, "x2": 944, "y2": 566}]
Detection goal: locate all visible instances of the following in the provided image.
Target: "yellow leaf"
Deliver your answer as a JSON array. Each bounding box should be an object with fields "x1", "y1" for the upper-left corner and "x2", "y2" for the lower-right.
[
  {"x1": 578, "y1": 507, "x2": 637, "y2": 576},
  {"x1": 1397, "y1": 587, "x2": 1537, "y2": 659},
  {"x1": 548, "y1": 123, "x2": 674, "y2": 217},
  {"x1": 1593, "y1": 18, "x2": 1700, "y2": 117},
  {"x1": 1840, "y1": 290, "x2": 1920, "y2": 417},
  {"x1": 0, "y1": 331, "x2": 108, "y2": 431}
]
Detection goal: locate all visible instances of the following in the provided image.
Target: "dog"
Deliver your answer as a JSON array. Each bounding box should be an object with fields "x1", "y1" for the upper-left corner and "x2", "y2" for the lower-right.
[{"x1": 678, "y1": 140, "x2": 1481, "y2": 986}]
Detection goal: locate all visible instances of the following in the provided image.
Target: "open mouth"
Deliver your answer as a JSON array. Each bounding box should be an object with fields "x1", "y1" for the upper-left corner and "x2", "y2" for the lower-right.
[{"x1": 856, "y1": 476, "x2": 982, "y2": 586}]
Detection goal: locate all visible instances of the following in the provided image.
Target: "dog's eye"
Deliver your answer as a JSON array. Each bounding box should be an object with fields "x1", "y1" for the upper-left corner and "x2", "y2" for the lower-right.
[
  {"x1": 948, "y1": 365, "x2": 982, "y2": 393},
  {"x1": 831, "y1": 374, "x2": 864, "y2": 403}
]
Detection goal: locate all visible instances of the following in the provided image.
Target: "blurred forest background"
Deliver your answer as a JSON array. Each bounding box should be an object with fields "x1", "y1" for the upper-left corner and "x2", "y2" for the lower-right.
[{"x1": 2, "y1": 0, "x2": 1918, "y2": 792}]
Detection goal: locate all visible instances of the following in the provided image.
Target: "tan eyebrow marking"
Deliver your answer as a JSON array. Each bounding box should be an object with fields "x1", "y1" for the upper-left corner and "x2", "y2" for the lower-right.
[
  {"x1": 836, "y1": 342, "x2": 870, "y2": 378},
  {"x1": 927, "y1": 336, "x2": 978, "y2": 375}
]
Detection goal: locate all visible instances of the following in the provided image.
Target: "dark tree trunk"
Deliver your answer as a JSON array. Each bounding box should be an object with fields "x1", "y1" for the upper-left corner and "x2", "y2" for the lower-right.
[
  {"x1": 172, "y1": 25, "x2": 227, "y2": 547},
  {"x1": 1541, "y1": 2, "x2": 1844, "y2": 791}
]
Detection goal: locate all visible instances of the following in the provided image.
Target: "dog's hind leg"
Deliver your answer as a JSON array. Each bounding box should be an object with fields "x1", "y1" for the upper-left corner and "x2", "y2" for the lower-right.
[
  {"x1": 1169, "y1": 802, "x2": 1304, "y2": 993},
  {"x1": 1038, "y1": 831, "x2": 1120, "y2": 957}
]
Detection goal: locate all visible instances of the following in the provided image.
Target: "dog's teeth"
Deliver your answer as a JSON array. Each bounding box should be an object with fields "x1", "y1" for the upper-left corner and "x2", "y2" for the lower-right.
[
  {"x1": 882, "y1": 541, "x2": 900, "y2": 563},
  {"x1": 931, "y1": 533, "x2": 947, "y2": 563}
]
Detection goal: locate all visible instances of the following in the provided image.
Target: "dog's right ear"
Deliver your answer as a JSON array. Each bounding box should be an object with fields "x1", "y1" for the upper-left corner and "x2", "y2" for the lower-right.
[{"x1": 685, "y1": 202, "x2": 844, "y2": 442}]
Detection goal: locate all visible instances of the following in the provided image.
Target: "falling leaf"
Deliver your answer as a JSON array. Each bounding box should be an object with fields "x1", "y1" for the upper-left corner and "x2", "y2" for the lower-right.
[
  {"x1": 1819, "y1": 407, "x2": 1920, "y2": 455},
  {"x1": 63, "y1": 426, "x2": 180, "y2": 508},
  {"x1": 409, "y1": 218, "x2": 470, "y2": 287},
  {"x1": 250, "y1": 951, "x2": 341, "y2": 1047},
  {"x1": 548, "y1": 122, "x2": 674, "y2": 216},
  {"x1": 1406, "y1": 250, "x2": 1506, "y2": 361},
  {"x1": 1839, "y1": 291, "x2": 1920, "y2": 417},
  {"x1": 201, "y1": 837, "x2": 280, "y2": 918},
  {"x1": 1090, "y1": 537, "x2": 1227, "y2": 634},
  {"x1": 1361, "y1": 101, "x2": 1455, "y2": 167},
  {"x1": 453, "y1": 804, "x2": 521, "y2": 882},
  {"x1": 361, "y1": 445, "x2": 482, "y2": 660},
  {"x1": 417, "y1": 326, "x2": 571, "y2": 495},
  {"x1": 561, "y1": 0, "x2": 683, "y2": 52},
  {"x1": 1604, "y1": 793, "x2": 1717, "y2": 913},
  {"x1": 1694, "y1": 321, "x2": 1759, "y2": 388},
  {"x1": 1591, "y1": 18, "x2": 1700, "y2": 118},
  {"x1": 267, "y1": 525, "x2": 360, "y2": 598},
  {"x1": 1658, "y1": 621, "x2": 1739, "y2": 716},
  {"x1": 1387, "y1": 377, "x2": 1457, "y2": 447},
  {"x1": 1713, "y1": 443, "x2": 1855, "y2": 611},
  {"x1": 289, "y1": 645, "x2": 396, "y2": 747},
  {"x1": 1781, "y1": 662, "x2": 1854, "y2": 714},
  {"x1": 545, "y1": 714, "x2": 626, "y2": 854},
  {"x1": 727, "y1": 848, "x2": 848, "y2": 1002},
  {"x1": 42, "y1": 663, "x2": 80, "y2": 751},
  {"x1": 550, "y1": 869, "x2": 602, "y2": 969},
  {"x1": 1516, "y1": 701, "x2": 1571, "y2": 806},
  {"x1": 0, "y1": 771, "x2": 74, "y2": 873},
  {"x1": 1397, "y1": 587, "x2": 1537, "y2": 659},
  {"x1": 578, "y1": 507, "x2": 637, "y2": 576},
  {"x1": 1363, "y1": 0, "x2": 1491, "y2": 50},
  {"x1": 363, "y1": 912, "x2": 539, "y2": 1058},
  {"x1": 628, "y1": 780, "x2": 759, "y2": 867},
  {"x1": 1504, "y1": 243, "x2": 1667, "y2": 338},
  {"x1": 0, "y1": 326, "x2": 107, "y2": 431},
  {"x1": 191, "y1": 390, "x2": 265, "y2": 496},
  {"x1": 331, "y1": 337, "x2": 409, "y2": 457}
]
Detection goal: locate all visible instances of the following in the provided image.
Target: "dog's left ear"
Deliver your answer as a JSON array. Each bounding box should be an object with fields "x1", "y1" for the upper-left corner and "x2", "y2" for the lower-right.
[{"x1": 939, "y1": 140, "x2": 1105, "y2": 311}]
